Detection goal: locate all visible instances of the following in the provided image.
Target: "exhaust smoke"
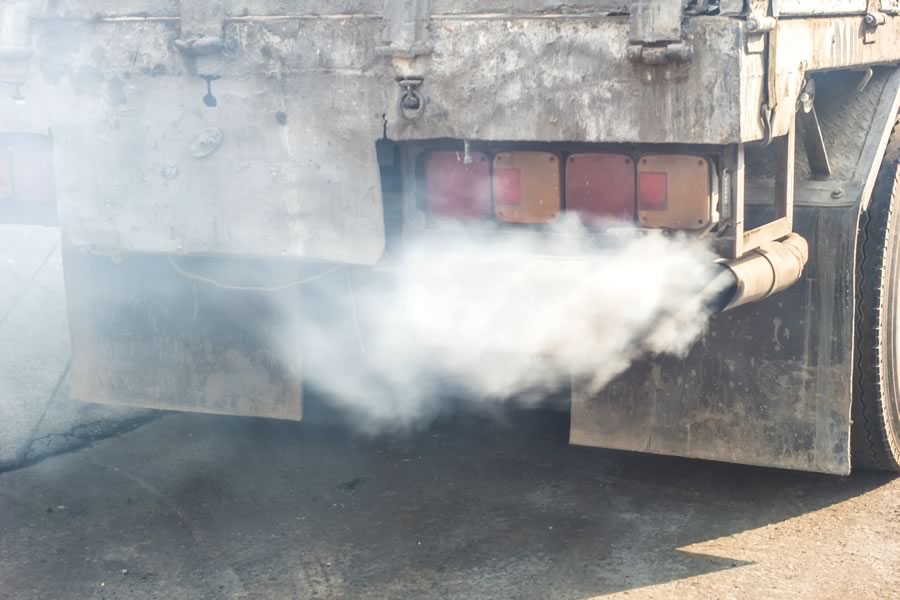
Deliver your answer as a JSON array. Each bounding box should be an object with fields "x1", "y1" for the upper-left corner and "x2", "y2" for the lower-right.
[{"x1": 273, "y1": 219, "x2": 730, "y2": 434}]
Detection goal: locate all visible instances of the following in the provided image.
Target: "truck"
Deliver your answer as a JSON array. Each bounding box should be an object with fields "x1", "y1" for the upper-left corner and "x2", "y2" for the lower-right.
[{"x1": 3, "y1": 0, "x2": 900, "y2": 475}]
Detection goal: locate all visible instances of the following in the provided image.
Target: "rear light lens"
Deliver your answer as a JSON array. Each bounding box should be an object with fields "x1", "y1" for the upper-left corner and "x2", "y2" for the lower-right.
[
  {"x1": 493, "y1": 151, "x2": 561, "y2": 224},
  {"x1": 638, "y1": 155, "x2": 712, "y2": 229},
  {"x1": 425, "y1": 151, "x2": 491, "y2": 219},
  {"x1": 565, "y1": 153, "x2": 636, "y2": 224}
]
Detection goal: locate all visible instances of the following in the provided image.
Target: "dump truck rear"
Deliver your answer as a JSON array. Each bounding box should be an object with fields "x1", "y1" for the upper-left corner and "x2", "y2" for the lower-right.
[{"x1": 4, "y1": 1, "x2": 900, "y2": 474}]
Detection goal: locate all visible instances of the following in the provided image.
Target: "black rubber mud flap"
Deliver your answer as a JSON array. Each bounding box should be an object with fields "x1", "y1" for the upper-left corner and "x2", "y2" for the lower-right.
[
  {"x1": 63, "y1": 244, "x2": 303, "y2": 421},
  {"x1": 571, "y1": 202, "x2": 859, "y2": 475},
  {"x1": 852, "y1": 128, "x2": 900, "y2": 472}
]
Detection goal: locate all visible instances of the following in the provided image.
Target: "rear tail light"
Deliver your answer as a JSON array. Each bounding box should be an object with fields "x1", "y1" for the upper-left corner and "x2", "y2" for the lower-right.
[
  {"x1": 565, "y1": 153, "x2": 636, "y2": 224},
  {"x1": 493, "y1": 151, "x2": 561, "y2": 224},
  {"x1": 425, "y1": 151, "x2": 492, "y2": 219},
  {"x1": 638, "y1": 155, "x2": 712, "y2": 230}
]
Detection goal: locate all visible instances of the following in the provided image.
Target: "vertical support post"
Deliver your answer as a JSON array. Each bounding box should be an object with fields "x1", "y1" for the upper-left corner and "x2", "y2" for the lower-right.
[
  {"x1": 774, "y1": 116, "x2": 796, "y2": 227},
  {"x1": 718, "y1": 144, "x2": 746, "y2": 260}
]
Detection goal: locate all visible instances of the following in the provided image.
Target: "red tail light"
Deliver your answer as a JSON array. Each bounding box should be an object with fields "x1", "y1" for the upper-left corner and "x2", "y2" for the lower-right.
[
  {"x1": 425, "y1": 151, "x2": 491, "y2": 219},
  {"x1": 566, "y1": 153, "x2": 636, "y2": 224},
  {"x1": 638, "y1": 171, "x2": 668, "y2": 211},
  {"x1": 638, "y1": 155, "x2": 713, "y2": 229},
  {"x1": 493, "y1": 152, "x2": 561, "y2": 224}
]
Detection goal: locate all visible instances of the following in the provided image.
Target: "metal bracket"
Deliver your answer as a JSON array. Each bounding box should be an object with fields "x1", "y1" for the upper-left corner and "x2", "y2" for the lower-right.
[
  {"x1": 628, "y1": 0, "x2": 693, "y2": 65},
  {"x1": 175, "y1": 1, "x2": 227, "y2": 77},
  {"x1": 796, "y1": 80, "x2": 832, "y2": 179},
  {"x1": 397, "y1": 77, "x2": 425, "y2": 121},
  {"x1": 378, "y1": 0, "x2": 433, "y2": 59},
  {"x1": 864, "y1": 10, "x2": 887, "y2": 45},
  {"x1": 745, "y1": 13, "x2": 775, "y2": 54}
]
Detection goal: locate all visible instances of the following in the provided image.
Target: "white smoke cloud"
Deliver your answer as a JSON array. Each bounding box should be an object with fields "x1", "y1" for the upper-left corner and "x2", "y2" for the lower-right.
[{"x1": 273, "y1": 218, "x2": 730, "y2": 434}]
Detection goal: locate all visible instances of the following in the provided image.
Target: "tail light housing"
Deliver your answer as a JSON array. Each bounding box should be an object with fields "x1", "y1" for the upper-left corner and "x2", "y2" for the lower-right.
[
  {"x1": 638, "y1": 155, "x2": 713, "y2": 230},
  {"x1": 425, "y1": 151, "x2": 492, "y2": 220},
  {"x1": 565, "y1": 153, "x2": 636, "y2": 224},
  {"x1": 493, "y1": 151, "x2": 561, "y2": 224}
]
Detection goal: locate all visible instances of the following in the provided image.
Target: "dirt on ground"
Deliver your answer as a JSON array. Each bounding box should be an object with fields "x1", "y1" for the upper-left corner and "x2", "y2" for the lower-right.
[{"x1": 1, "y1": 408, "x2": 898, "y2": 599}]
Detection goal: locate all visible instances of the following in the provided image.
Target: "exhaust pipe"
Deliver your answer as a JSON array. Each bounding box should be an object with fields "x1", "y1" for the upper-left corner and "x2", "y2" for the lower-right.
[{"x1": 707, "y1": 233, "x2": 810, "y2": 313}]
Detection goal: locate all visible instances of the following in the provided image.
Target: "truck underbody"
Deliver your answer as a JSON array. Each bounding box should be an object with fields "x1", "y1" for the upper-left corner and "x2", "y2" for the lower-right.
[{"x1": 4, "y1": 1, "x2": 900, "y2": 474}]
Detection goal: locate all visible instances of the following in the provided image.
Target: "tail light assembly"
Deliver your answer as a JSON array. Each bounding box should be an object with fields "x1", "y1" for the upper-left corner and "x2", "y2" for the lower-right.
[
  {"x1": 638, "y1": 155, "x2": 715, "y2": 230},
  {"x1": 493, "y1": 152, "x2": 561, "y2": 224},
  {"x1": 565, "y1": 153, "x2": 636, "y2": 224},
  {"x1": 425, "y1": 151, "x2": 492, "y2": 220},
  {"x1": 421, "y1": 147, "x2": 717, "y2": 232}
]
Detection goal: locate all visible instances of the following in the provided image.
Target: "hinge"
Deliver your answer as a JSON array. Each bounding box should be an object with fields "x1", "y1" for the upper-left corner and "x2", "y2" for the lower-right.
[
  {"x1": 0, "y1": 0, "x2": 33, "y2": 99},
  {"x1": 628, "y1": 0, "x2": 692, "y2": 65},
  {"x1": 174, "y1": 0, "x2": 227, "y2": 77},
  {"x1": 744, "y1": 13, "x2": 775, "y2": 54},
  {"x1": 864, "y1": 9, "x2": 887, "y2": 45},
  {"x1": 377, "y1": 0, "x2": 433, "y2": 59}
]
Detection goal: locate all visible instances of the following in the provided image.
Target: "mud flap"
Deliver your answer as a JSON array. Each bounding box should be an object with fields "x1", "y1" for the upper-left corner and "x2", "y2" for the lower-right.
[
  {"x1": 571, "y1": 205, "x2": 857, "y2": 474},
  {"x1": 63, "y1": 244, "x2": 303, "y2": 420}
]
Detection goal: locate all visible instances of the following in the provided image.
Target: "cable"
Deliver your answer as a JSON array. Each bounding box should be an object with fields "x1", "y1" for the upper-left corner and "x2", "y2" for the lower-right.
[{"x1": 167, "y1": 256, "x2": 342, "y2": 291}]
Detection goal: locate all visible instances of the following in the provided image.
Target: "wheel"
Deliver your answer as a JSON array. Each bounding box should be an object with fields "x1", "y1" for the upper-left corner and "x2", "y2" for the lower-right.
[{"x1": 852, "y1": 120, "x2": 900, "y2": 472}]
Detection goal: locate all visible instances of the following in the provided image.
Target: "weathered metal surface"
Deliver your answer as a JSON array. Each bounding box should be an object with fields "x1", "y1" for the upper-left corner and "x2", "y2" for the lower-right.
[
  {"x1": 630, "y1": 0, "x2": 683, "y2": 44},
  {"x1": 63, "y1": 243, "x2": 304, "y2": 420},
  {"x1": 570, "y1": 67, "x2": 900, "y2": 474},
  {"x1": 775, "y1": 0, "x2": 868, "y2": 15},
  {"x1": 389, "y1": 17, "x2": 765, "y2": 144},
  {"x1": 768, "y1": 16, "x2": 900, "y2": 139},
  {"x1": 571, "y1": 203, "x2": 857, "y2": 474},
  {"x1": 8, "y1": 16, "x2": 387, "y2": 264}
]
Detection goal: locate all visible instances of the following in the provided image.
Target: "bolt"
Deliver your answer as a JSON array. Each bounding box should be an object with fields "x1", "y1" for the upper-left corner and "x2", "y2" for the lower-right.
[{"x1": 831, "y1": 188, "x2": 844, "y2": 199}]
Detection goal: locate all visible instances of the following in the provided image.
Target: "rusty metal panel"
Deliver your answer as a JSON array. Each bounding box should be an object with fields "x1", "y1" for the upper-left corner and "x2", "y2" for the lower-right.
[
  {"x1": 390, "y1": 17, "x2": 764, "y2": 145},
  {"x1": 431, "y1": 1, "x2": 628, "y2": 14},
  {"x1": 63, "y1": 243, "x2": 303, "y2": 420},
  {"x1": 775, "y1": 0, "x2": 868, "y2": 15},
  {"x1": 571, "y1": 203, "x2": 857, "y2": 474},
  {"x1": 11, "y1": 16, "x2": 387, "y2": 264},
  {"x1": 630, "y1": 0, "x2": 683, "y2": 43}
]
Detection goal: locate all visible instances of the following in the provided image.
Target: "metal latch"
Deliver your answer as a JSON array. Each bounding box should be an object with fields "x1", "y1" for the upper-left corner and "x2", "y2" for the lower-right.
[
  {"x1": 175, "y1": 1, "x2": 227, "y2": 77},
  {"x1": 0, "y1": 0, "x2": 32, "y2": 101},
  {"x1": 628, "y1": 0, "x2": 693, "y2": 65},
  {"x1": 397, "y1": 77, "x2": 425, "y2": 121}
]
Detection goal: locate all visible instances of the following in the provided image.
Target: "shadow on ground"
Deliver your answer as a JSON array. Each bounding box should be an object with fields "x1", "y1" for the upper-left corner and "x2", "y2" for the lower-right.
[{"x1": 0, "y1": 406, "x2": 892, "y2": 599}]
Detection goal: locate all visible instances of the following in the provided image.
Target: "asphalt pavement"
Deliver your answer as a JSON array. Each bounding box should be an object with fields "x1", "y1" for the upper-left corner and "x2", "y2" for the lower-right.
[{"x1": 1, "y1": 407, "x2": 898, "y2": 599}]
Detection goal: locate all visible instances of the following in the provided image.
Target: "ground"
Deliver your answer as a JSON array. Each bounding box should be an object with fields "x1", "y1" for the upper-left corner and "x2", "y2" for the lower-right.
[
  {"x1": 0, "y1": 225, "x2": 148, "y2": 469},
  {"x1": 1, "y1": 408, "x2": 899, "y2": 600},
  {"x1": 3, "y1": 225, "x2": 899, "y2": 598}
]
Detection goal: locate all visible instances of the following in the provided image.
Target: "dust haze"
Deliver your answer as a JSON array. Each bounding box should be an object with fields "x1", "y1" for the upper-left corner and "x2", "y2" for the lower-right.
[{"x1": 274, "y1": 219, "x2": 730, "y2": 433}]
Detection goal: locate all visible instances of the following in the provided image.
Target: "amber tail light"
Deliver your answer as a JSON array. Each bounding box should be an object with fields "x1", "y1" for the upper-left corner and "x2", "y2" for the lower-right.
[
  {"x1": 493, "y1": 151, "x2": 561, "y2": 224},
  {"x1": 638, "y1": 155, "x2": 713, "y2": 230}
]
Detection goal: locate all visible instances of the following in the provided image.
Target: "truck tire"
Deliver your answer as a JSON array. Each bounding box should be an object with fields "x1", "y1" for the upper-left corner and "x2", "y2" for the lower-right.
[{"x1": 852, "y1": 122, "x2": 900, "y2": 472}]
